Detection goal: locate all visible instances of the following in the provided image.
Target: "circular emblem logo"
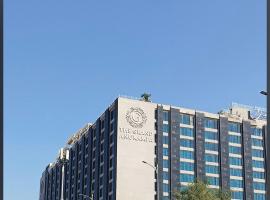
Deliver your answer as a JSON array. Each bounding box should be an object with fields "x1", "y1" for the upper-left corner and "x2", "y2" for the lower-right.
[{"x1": 126, "y1": 107, "x2": 147, "y2": 128}]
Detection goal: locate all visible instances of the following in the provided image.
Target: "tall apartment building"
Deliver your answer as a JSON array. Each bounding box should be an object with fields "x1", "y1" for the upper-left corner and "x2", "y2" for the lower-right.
[{"x1": 39, "y1": 96, "x2": 267, "y2": 200}]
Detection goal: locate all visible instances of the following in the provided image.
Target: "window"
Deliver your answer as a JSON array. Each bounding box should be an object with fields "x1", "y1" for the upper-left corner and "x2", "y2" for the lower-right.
[
  {"x1": 180, "y1": 139, "x2": 194, "y2": 148},
  {"x1": 252, "y1": 149, "x2": 264, "y2": 158},
  {"x1": 163, "y1": 183, "x2": 169, "y2": 192},
  {"x1": 230, "y1": 179, "x2": 243, "y2": 188},
  {"x1": 180, "y1": 174, "x2": 194, "y2": 183},
  {"x1": 163, "y1": 148, "x2": 169, "y2": 156},
  {"x1": 207, "y1": 177, "x2": 219, "y2": 186},
  {"x1": 229, "y1": 146, "x2": 241, "y2": 154},
  {"x1": 205, "y1": 154, "x2": 219, "y2": 163},
  {"x1": 231, "y1": 191, "x2": 243, "y2": 199},
  {"x1": 205, "y1": 131, "x2": 218, "y2": 140},
  {"x1": 163, "y1": 111, "x2": 169, "y2": 121},
  {"x1": 253, "y1": 182, "x2": 265, "y2": 190},
  {"x1": 204, "y1": 118, "x2": 218, "y2": 129},
  {"x1": 180, "y1": 162, "x2": 194, "y2": 171},
  {"x1": 163, "y1": 124, "x2": 169, "y2": 133},
  {"x1": 163, "y1": 136, "x2": 169, "y2": 144},
  {"x1": 205, "y1": 142, "x2": 218, "y2": 151},
  {"x1": 253, "y1": 160, "x2": 264, "y2": 168},
  {"x1": 253, "y1": 171, "x2": 265, "y2": 179},
  {"x1": 230, "y1": 168, "x2": 242, "y2": 177},
  {"x1": 110, "y1": 110, "x2": 114, "y2": 121},
  {"x1": 180, "y1": 127, "x2": 194, "y2": 137},
  {"x1": 251, "y1": 127, "x2": 263, "y2": 137},
  {"x1": 228, "y1": 122, "x2": 241, "y2": 133},
  {"x1": 229, "y1": 135, "x2": 241, "y2": 144},
  {"x1": 180, "y1": 114, "x2": 193, "y2": 125},
  {"x1": 205, "y1": 165, "x2": 219, "y2": 174},
  {"x1": 163, "y1": 160, "x2": 169, "y2": 168},
  {"x1": 252, "y1": 138, "x2": 263, "y2": 147},
  {"x1": 229, "y1": 157, "x2": 242, "y2": 166},
  {"x1": 254, "y1": 193, "x2": 265, "y2": 200},
  {"x1": 180, "y1": 150, "x2": 194, "y2": 160},
  {"x1": 163, "y1": 172, "x2": 169, "y2": 180},
  {"x1": 110, "y1": 123, "x2": 114, "y2": 132}
]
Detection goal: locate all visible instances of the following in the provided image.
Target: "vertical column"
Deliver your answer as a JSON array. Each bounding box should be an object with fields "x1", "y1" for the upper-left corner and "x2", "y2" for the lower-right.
[
  {"x1": 86, "y1": 129, "x2": 92, "y2": 198},
  {"x1": 219, "y1": 117, "x2": 230, "y2": 191},
  {"x1": 112, "y1": 102, "x2": 117, "y2": 200},
  {"x1": 264, "y1": 125, "x2": 270, "y2": 200},
  {"x1": 195, "y1": 112, "x2": 205, "y2": 181},
  {"x1": 103, "y1": 110, "x2": 109, "y2": 199},
  {"x1": 170, "y1": 108, "x2": 180, "y2": 193},
  {"x1": 157, "y1": 106, "x2": 164, "y2": 200},
  {"x1": 242, "y1": 121, "x2": 254, "y2": 200},
  {"x1": 94, "y1": 121, "x2": 100, "y2": 200}
]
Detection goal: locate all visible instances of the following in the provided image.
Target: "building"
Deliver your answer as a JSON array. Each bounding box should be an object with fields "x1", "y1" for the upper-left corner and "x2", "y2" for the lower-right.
[{"x1": 39, "y1": 96, "x2": 267, "y2": 200}]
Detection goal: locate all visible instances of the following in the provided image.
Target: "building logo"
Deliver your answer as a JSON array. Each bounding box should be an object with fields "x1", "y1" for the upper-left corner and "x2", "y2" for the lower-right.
[{"x1": 126, "y1": 107, "x2": 147, "y2": 128}]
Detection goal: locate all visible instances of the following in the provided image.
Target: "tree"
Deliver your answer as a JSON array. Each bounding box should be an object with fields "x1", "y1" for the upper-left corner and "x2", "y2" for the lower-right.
[
  {"x1": 140, "y1": 93, "x2": 151, "y2": 102},
  {"x1": 172, "y1": 180, "x2": 231, "y2": 200}
]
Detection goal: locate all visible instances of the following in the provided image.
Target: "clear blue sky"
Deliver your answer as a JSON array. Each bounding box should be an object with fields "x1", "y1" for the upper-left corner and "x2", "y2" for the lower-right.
[{"x1": 4, "y1": 1, "x2": 266, "y2": 199}]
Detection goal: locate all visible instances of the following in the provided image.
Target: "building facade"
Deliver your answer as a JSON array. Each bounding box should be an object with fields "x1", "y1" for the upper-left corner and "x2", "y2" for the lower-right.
[{"x1": 39, "y1": 97, "x2": 267, "y2": 200}]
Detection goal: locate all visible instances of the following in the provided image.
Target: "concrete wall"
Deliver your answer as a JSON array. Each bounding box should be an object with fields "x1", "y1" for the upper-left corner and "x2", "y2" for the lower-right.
[{"x1": 116, "y1": 97, "x2": 157, "y2": 200}]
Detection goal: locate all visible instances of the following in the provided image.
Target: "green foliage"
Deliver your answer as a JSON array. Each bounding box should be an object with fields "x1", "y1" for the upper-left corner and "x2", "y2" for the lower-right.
[
  {"x1": 172, "y1": 180, "x2": 231, "y2": 200},
  {"x1": 141, "y1": 93, "x2": 151, "y2": 102}
]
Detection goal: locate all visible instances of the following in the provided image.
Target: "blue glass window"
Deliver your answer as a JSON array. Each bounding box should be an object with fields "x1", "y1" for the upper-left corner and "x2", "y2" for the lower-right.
[
  {"x1": 228, "y1": 122, "x2": 241, "y2": 133},
  {"x1": 207, "y1": 177, "x2": 219, "y2": 186},
  {"x1": 251, "y1": 127, "x2": 263, "y2": 137},
  {"x1": 205, "y1": 154, "x2": 219, "y2": 163},
  {"x1": 180, "y1": 127, "x2": 194, "y2": 137},
  {"x1": 230, "y1": 179, "x2": 243, "y2": 188},
  {"x1": 180, "y1": 114, "x2": 193, "y2": 125},
  {"x1": 163, "y1": 136, "x2": 169, "y2": 144},
  {"x1": 204, "y1": 118, "x2": 218, "y2": 129},
  {"x1": 163, "y1": 160, "x2": 169, "y2": 168},
  {"x1": 180, "y1": 162, "x2": 194, "y2": 171},
  {"x1": 231, "y1": 191, "x2": 243, "y2": 199},
  {"x1": 253, "y1": 182, "x2": 265, "y2": 190},
  {"x1": 205, "y1": 142, "x2": 218, "y2": 151},
  {"x1": 253, "y1": 160, "x2": 264, "y2": 168},
  {"x1": 254, "y1": 193, "x2": 265, "y2": 200},
  {"x1": 163, "y1": 111, "x2": 169, "y2": 121},
  {"x1": 205, "y1": 165, "x2": 219, "y2": 174},
  {"x1": 252, "y1": 149, "x2": 264, "y2": 158},
  {"x1": 163, "y1": 148, "x2": 169, "y2": 156},
  {"x1": 163, "y1": 124, "x2": 169, "y2": 133},
  {"x1": 229, "y1": 146, "x2": 241, "y2": 154},
  {"x1": 229, "y1": 157, "x2": 242, "y2": 166},
  {"x1": 253, "y1": 171, "x2": 265, "y2": 179},
  {"x1": 205, "y1": 131, "x2": 218, "y2": 140},
  {"x1": 179, "y1": 174, "x2": 194, "y2": 183},
  {"x1": 163, "y1": 183, "x2": 169, "y2": 192},
  {"x1": 229, "y1": 135, "x2": 241, "y2": 144},
  {"x1": 180, "y1": 139, "x2": 194, "y2": 148},
  {"x1": 180, "y1": 150, "x2": 194, "y2": 160},
  {"x1": 230, "y1": 168, "x2": 242, "y2": 177},
  {"x1": 163, "y1": 172, "x2": 169, "y2": 180},
  {"x1": 252, "y1": 138, "x2": 263, "y2": 147}
]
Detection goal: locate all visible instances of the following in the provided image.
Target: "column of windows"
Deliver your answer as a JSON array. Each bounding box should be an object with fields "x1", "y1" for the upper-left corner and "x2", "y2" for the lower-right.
[
  {"x1": 179, "y1": 114, "x2": 195, "y2": 188},
  {"x1": 251, "y1": 127, "x2": 266, "y2": 200},
  {"x1": 228, "y1": 122, "x2": 244, "y2": 200},
  {"x1": 162, "y1": 111, "x2": 170, "y2": 200},
  {"x1": 204, "y1": 118, "x2": 220, "y2": 189}
]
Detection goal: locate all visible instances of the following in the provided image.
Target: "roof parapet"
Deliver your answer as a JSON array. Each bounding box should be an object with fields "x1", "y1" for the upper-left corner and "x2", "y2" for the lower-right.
[{"x1": 67, "y1": 123, "x2": 92, "y2": 145}]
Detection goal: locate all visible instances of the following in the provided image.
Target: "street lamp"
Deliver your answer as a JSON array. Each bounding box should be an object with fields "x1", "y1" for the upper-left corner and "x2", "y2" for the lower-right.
[
  {"x1": 142, "y1": 160, "x2": 159, "y2": 200},
  {"x1": 78, "y1": 193, "x2": 93, "y2": 200},
  {"x1": 260, "y1": 91, "x2": 268, "y2": 96}
]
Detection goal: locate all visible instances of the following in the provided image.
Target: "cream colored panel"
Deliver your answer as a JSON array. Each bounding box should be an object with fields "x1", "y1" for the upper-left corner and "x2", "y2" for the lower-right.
[{"x1": 116, "y1": 97, "x2": 157, "y2": 200}]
